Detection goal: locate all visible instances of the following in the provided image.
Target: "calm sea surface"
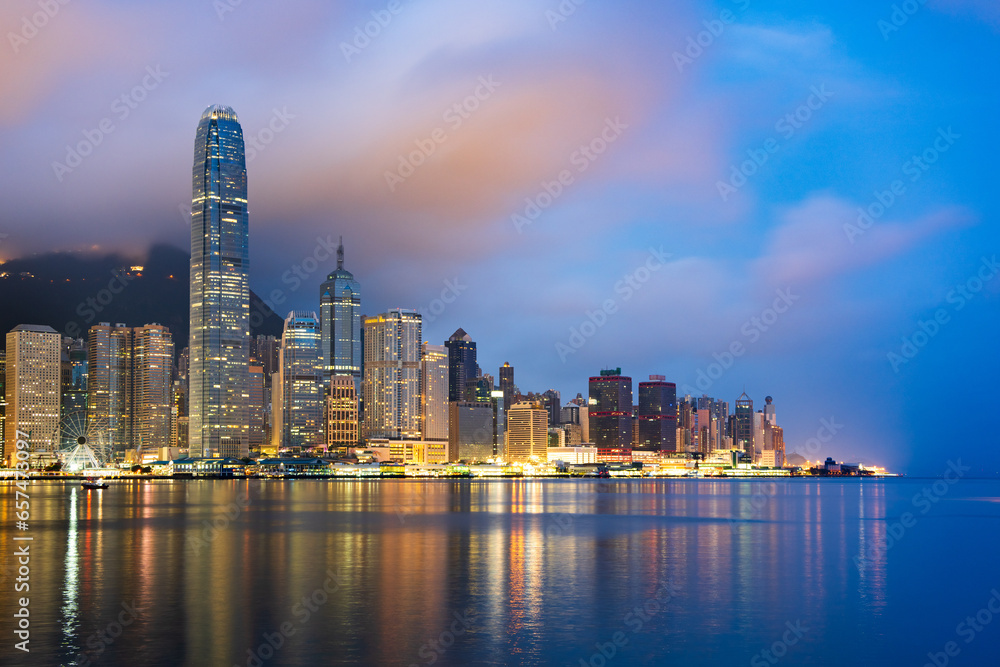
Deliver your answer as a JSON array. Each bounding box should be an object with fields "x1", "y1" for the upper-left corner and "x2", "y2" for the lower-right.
[{"x1": 2, "y1": 478, "x2": 999, "y2": 666}]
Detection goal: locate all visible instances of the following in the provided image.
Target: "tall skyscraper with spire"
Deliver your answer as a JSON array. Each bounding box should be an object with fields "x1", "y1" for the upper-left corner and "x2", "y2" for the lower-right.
[
  {"x1": 189, "y1": 105, "x2": 250, "y2": 459},
  {"x1": 319, "y1": 238, "x2": 362, "y2": 396}
]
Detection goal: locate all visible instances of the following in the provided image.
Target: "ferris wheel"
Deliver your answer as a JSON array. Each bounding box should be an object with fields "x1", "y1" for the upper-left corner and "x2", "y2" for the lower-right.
[{"x1": 52, "y1": 411, "x2": 114, "y2": 472}]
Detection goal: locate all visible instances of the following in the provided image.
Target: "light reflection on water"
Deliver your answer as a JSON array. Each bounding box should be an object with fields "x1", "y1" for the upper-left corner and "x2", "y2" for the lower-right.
[{"x1": 1, "y1": 478, "x2": 998, "y2": 666}]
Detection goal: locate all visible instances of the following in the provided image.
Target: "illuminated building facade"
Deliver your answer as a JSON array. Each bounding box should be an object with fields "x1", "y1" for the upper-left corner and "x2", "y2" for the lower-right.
[
  {"x1": 249, "y1": 365, "x2": 265, "y2": 451},
  {"x1": 326, "y1": 375, "x2": 358, "y2": 450},
  {"x1": 363, "y1": 309, "x2": 422, "y2": 441},
  {"x1": 498, "y1": 362, "x2": 514, "y2": 426},
  {"x1": 637, "y1": 377, "x2": 677, "y2": 454},
  {"x1": 445, "y1": 328, "x2": 476, "y2": 402},
  {"x1": 505, "y1": 401, "x2": 548, "y2": 462},
  {"x1": 319, "y1": 238, "x2": 362, "y2": 395},
  {"x1": 189, "y1": 104, "x2": 250, "y2": 459},
  {"x1": 735, "y1": 392, "x2": 754, "y2": 459},
  {"x1": 5, "y1": 325, "x2": 61, "y2": 463},
  {"x1": 588, "y1": 370, "x2": 632, "y2": 450},
  {"x1": 0, "y1": 349, "x2": 6, "y2": 463},
  {"x1": 87, "y1": 323, "x2": 133, "y2": 452},
  {"x1": 132, "y1": 324, "x2": 174, "y2": 450},
  {"x1": 421, "y1": 343, "x2": 449, "y2": 441},
  {"x1": 448, "y1": 401, "x2": 493, "y2": 462},
  {"x1": 281, "y1": 311, "x2": 323, "y2": 448}
]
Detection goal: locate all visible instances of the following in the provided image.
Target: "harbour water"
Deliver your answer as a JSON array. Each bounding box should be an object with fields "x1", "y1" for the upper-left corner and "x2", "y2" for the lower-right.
[{"x1": 2, "y1": 477, "x2": 999, "y2": 666}]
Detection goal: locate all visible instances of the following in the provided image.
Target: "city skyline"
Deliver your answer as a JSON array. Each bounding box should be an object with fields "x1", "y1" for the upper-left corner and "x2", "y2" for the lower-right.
[{"x1": 0, "y1": 1, "x2": 997, "y2": 475}]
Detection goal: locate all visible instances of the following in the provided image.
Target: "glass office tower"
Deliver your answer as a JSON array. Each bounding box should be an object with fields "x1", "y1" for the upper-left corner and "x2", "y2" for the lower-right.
[
  {"x1": 189, "y1": 104, "x2": 250, "y2": 459},
  {"x1": 319, "y1": 238, "x2": 362, "y2": 395}
]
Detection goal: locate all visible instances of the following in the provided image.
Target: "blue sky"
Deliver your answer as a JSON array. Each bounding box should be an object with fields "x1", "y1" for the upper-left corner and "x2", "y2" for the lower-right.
[{"x1": 0, "y1": 0, "x2": 997, "y2": 474}]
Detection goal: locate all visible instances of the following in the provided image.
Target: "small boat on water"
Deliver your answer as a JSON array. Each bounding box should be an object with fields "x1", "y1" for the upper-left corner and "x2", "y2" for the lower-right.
[{"x1": 82, "y1": 478, "x2": 109, "y2": 490}]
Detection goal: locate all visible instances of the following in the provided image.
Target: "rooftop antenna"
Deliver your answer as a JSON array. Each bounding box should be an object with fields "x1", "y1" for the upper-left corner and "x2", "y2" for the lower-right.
[{"x1": 337, "y1": 235, "x2": 344, "y2": 270}]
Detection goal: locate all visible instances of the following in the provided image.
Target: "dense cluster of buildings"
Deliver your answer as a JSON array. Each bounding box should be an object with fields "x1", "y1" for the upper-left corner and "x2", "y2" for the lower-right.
[{"x1": 0, "y1": 105, "x2": 787, "y2": 472}]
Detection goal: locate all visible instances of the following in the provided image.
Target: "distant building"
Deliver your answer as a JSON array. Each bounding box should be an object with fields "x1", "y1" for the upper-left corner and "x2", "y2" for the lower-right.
[
  {"x1": 547, "y1": 446, "x2": 597, "y2": 465},
  {"x1": 189, "y1": 104, "x2": 250, "y2": 459},
  {"x1": 0, "y1": 349, "x2": 6, "y2": 463},
  {"x1": 588, "y1": 370, "x2": 632, "y2": 450},
  {"x1": 421, "y1": 343, "x2": 449, "y2": 441},
  {"x1": 5, "y1": 325, "x2": 61, "y2": 463},
  {"x1": 326, "y1": 375, "x2": 359, "y2": 450},
  {"x1": 363, "y1": 309, "x2": 422, "y2": 440},
  {"x1": 281, "y1": 311, "x2": 323, "y2": 449},
  {"x1": 734, "y1": 392, "x2": 754, "y2": 459},
  {"x1": 248, "y1": 365, "x2": 265, "y2": 451},
  {"x1": 498, "y1": 362, "x2": 515, "y2": 426},
  {"x1": 637, "y1": 378, "x2": 677, "y2": 454},
  {"x1": 542, "y1": 389, "x2": 561, "y2": 426},
  {"x1": 87, "y1": 323, "x2": 133, "y2": 452},
  {"x1": 132, "y1": 324, "x2": 174, "y2": 451},
  {"x1": 506, "y1": 401, "x2": 548, "y2": 462},
  {"x1": 319, "y1": 238, "x2": 362, "y2": 396},
  {"x1": 445, "y1": 328, "x2": 476, "y2": 402},
  {"x1": 448, "y1": 401, "x2": 494, "y2": 462}
]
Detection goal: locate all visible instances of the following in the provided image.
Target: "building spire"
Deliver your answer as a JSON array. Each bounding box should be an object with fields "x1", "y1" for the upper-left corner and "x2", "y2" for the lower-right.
[{"x1": 337, "y1": 236, "x2": 344, "y2": 270}]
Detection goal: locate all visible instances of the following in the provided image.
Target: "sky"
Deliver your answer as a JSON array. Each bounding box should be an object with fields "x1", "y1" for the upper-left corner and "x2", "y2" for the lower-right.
[{"x1": 0, "y1": 0, "x2": 997, "y2": 475}]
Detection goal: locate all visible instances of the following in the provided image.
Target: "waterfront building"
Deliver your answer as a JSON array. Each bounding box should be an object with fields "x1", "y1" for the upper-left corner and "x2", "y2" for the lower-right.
[
  {"x1": 280, "y1": 311, "x2": 323, "y2": 449},
  {"x1": 421, "y1": 343, "x2": 449, "y2": 441},
  {"x1": 734, "y1": 392, "x2": 754, "y2": 459},
  {"x1": 637, "y1": 377, "x2": 677, "y2": 454},
  {"x1": 248, "y1": 365, "x2": 265, "y2": 451},
  {"x1": 4, "y1": 325, "x2": 61, "y2": 463},
  {"x1": 588, "y1": 369, "x2": 632, "y2": 450},
  {"x1": 319, "y1": 238, "x2": 362, "y2": 395},
  {"x1": 498, "y1": 362, "x2": 514, "y2": 426},
  {"x1": 326, "y1": 375, "x2": 359, "y2": 450},
  {"x1": 448, "y1": 401, "x2": 494, "y2": 462},
  {"x1": 132, "y1": 324, "x2": 174, "y2": 451},
  {"x1": 506, "y1": 401, "x2": 548, "y2": 463},
  {"x1": 363, "y1": 309, "x2": 422, "y2": 440},
  {"x1": 445, "y1": 328, "x2": 476, "y2": 402},
  {"x1": 189, "y1": 104, "x2": 250, "y2": 459},
  {"x1": 87, "y1": 323, "x2": 133, "y2": 452}
]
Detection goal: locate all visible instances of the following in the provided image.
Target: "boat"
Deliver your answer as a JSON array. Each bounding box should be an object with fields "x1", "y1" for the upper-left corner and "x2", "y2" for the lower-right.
[{"x1": 82, "y1": 478, "x2": 109, "y2": 490}]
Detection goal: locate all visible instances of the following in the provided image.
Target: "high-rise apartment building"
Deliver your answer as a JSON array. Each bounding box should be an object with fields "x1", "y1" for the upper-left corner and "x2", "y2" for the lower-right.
[
  {"x1": 281, "y1": 312, "x2": 323, "y2": 448},
  {"x1": 87, "y1": 323, "x2": 133, "y2": 452},
  {"x1": 445, "y1": 328, "x2": 476, "y2": 402},
  {"x1": 421, "y1": 343, "x2": 449, "y2": 441},
  {"x1": 637, "y1": 377, "x2": 677, "y2": 453},
  {"x1": 189, "y1": 104, "x2": 250, "y2": 459},
  {"x1": 319, "y1": 238, "x2": 362, "y2": 395},
  {"x1": 132, "y1": 324, "x2": 174, "y2": 451},
  {"x1": 5, "y1": 325, "x2": 61, "y2": 464},
  {"x1": 448, "y1": 401, "x2": 494, "y2": 462},
  {"x1": 326, "y1": 375, "x2": 359, "y2": 450},
  {"x1": 506, "y1": 401, "x2": 548, "y2": 462},
  {"x1": 363, "y1": 309, "x2": 422, "y2": 440},
  {"x1": 588, "y1": 369, "x2": 632, "y2": 449}
]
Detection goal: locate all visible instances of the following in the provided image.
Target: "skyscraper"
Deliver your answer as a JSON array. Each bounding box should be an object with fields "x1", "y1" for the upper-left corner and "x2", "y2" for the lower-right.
[
  {"x1": 326, "y1": 375, "x2": 359, "y2": 450},
  {"x1": 363, "y1": 309, "x2": 422, "y2": 440},
  {"x1": 280, "y1": 311, "x2": 323, "y2": 449},
  {"x1": 87, "y1": 323, "x2": 132, "y2": 452},
  {"x1": 445, "y1": 328, "x2": 476, "y2": 402},
  {"x1": 506, "y1": 401, "x2": 548, "y2": 462},
  {"x1": 448, "y1": 401, "x2": 494, "y2": 462},
  {"x1": 588, "y1": 369, "x2": 632, "y2": 450},
  {"x1": 498, "y1": 362, "x2": 514, "y2": 424},
  {"x1": 637, "y1": 377, "x2": 677, "y2": 453},
  {"x1": 735, "y1": 392, "x2": 754, "y2": 459},
  {"x1": 0, "y1": 349, "x2": 6, "y2": 463},
  {"x1": 319, "y1": 238, "x2": 362, "y2": 395},
  {"x1": 5, "y1": 325, "x2": 61, "y2": 464},
  {"x1": 189, "y1": 104, "x2": 250, "y2": 459},
  {"x1": 132, "y1": 324, "x2": 174, "y2": 451},
  {"x1": 421, "y1": 342, "x2": 449, "y2": 441}
]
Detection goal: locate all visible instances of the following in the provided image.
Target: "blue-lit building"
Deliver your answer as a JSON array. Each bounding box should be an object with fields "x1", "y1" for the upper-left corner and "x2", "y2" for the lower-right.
[
  {"x1": 188, "y1": 105, "x2": 250, "y2": 459},
  {"x1": 281, "y1": 311, "x2": 323, "y2": 448},
  {"x1": 319, "y1": 238, "x2": 362, "y2": 396}
]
